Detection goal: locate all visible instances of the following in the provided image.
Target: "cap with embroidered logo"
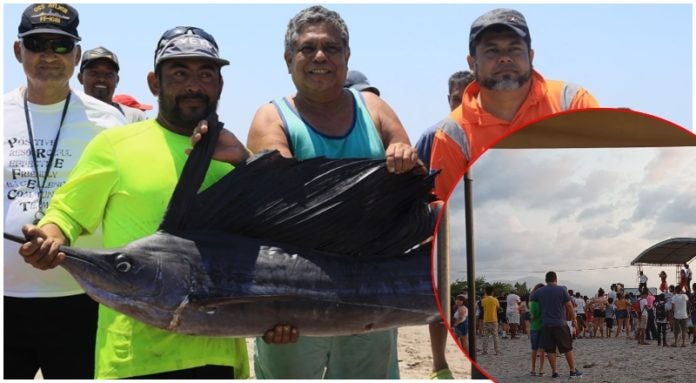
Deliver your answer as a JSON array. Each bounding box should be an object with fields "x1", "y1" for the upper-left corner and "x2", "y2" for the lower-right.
[{"x1": 18, "y1": 3, "x2": 80, "y2": 41}]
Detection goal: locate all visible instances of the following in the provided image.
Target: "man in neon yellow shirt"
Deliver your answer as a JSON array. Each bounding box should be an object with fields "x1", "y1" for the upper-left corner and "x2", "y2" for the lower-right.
[{"x1": 18, "y1": 27, "x2": 251, "y2": 379}]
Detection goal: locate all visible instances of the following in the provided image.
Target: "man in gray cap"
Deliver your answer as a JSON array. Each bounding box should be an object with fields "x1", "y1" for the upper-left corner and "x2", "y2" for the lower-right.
[
  {"x1": 425, "y1": 8, "x2": 600, "y2": 198},
  {"x1": 4, "y1": 3, "x2": 126, "y2": 379},
  {"x1": 344, "y1": 70, "x2": 380, "y2": 96},
  {"x1": 78, "y1": 46, "x2": 148, "y2": 123},
  {"x1": 19, "y1": 26, "x2": 251, "y2": 379}
]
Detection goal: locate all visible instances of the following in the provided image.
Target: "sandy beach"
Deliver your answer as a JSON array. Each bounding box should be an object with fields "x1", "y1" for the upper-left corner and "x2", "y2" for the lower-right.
[{"x1": 470, "y1": 331, "x2": 696, "y2": 382}]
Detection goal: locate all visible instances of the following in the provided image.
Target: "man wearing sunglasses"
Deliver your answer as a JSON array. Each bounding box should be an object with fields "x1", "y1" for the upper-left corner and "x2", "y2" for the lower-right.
[
  {"x1": 4, "y1": 3, "x2": 127, "y2": 379},
  {"x1": 17, "y1": 25, "x2": 252, "y2": 379}
]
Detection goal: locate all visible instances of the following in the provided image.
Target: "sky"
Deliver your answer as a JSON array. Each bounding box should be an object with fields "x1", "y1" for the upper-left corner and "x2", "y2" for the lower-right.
[
  {"x1": 2, "y1": 2, "x2": 695, "y2": 296},
  {"x1": 447, "y1": 144, "x2": 696, "y2": 297}
]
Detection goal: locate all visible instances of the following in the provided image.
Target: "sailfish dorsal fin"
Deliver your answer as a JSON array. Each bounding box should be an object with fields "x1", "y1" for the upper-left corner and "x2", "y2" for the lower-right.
[{"x1": 159, "y1": 113, "x2": 222, "y2": 233}]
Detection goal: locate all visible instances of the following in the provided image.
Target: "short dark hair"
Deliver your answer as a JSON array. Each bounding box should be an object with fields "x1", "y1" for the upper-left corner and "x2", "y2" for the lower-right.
[
  {"x1": 485, "y1": 286, "x2": 494, "y2": 295},
  {"x1": 545, "y1": 271, "x2": 557, "y2": 283},
  {"x1": 448, "y1": 70, "x2": 474, "y2": 94}
]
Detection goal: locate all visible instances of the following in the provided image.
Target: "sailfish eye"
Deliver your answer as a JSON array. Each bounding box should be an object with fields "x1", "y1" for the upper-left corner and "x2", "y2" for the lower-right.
[{"x1": 114, "y1": 254, "x2": 132, "y2": 273}]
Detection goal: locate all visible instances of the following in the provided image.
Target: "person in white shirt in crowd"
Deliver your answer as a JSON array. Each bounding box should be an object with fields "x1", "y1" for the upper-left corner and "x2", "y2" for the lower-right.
[{"x1": 506, "y1": 290, "x2": 522, "y2": 339}]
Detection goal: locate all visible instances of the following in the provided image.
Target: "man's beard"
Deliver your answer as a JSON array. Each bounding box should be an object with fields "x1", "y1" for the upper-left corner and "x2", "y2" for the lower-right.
[
  {"x1": 478, "y1": 67, "x2": 532, "y2": 91},
  {"x1": 159, "y1": 92, "x2": 218, "y2": 127}
]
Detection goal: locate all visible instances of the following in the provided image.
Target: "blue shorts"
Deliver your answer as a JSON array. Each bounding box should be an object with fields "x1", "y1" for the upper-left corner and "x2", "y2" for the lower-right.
[
  {"x1": 530, "y1": 330, "x2": 542, "y2": 350},
  {"x1": 454, "y1": 320, "x2": 468, "y2": 337},
  {"x1": 616, "y1": 309, "x2": 628, "y2": 320}
]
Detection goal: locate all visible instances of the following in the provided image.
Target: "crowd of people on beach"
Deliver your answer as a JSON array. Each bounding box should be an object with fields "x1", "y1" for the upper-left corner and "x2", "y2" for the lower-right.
[{"x1": 453, "y1": 267, "x2": 696, "y2": 379}]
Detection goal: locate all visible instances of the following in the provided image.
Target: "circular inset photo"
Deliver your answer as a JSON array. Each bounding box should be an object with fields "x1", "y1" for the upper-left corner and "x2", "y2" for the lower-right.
[{"x1": 433, "y1": 109, "x2": 695, "y2": 382}]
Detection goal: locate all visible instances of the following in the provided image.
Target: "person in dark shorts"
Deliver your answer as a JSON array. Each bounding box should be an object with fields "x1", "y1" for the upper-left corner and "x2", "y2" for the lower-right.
[{"x1": 531, "y1": 272, "x2": 583, "y2": 379}]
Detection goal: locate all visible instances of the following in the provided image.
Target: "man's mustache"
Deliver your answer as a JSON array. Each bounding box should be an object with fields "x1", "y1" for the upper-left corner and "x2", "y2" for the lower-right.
[{"x1": 175, "y1": 93, "x2": 210, "y2": 104}]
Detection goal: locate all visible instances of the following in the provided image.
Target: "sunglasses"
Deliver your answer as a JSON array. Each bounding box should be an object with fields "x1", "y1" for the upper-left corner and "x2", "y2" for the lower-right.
[
  {"x1": 156, "y1": 26, "x2": 219, "y2": 50},
  {"x1": 22, "y1": 36, "x2": 76, "y2": 54}
]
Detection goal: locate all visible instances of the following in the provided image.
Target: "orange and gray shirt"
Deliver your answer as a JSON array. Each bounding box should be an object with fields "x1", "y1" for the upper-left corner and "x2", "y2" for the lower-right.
[{"x1": 427, "y1": 70, "x2": 599, "y2": 200}]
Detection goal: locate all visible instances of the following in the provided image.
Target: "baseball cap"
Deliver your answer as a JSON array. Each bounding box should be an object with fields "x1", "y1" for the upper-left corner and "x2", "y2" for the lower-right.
[
  {"x1": 113, "y1": 94, "x2": 153, "y2": 111},
  {"x1": 154, "y1": 26, "x2": 229, "y2": 68},
  {"x1": 344, "y1": 70, "x2": 380, "y2": 96},
  {"x1": 80, "y1": 46, "x2": 119, "y2": 72},
  {"x1": 469, "y1": 8, "x2": 530, "y2": 52},
  {"x1": 18, "y1": 3, "x2": 81, "y2": 41}
]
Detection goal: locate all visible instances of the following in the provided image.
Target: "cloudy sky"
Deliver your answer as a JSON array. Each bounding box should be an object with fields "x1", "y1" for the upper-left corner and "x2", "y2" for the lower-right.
[{"x1": 447, "y1": 135, "x2": 696, "y2": 297}]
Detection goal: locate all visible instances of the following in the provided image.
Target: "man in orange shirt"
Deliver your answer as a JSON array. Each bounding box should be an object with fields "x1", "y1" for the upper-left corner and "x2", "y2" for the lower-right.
[{"x1": 428, "y1": 8, "x2": 599, "y2": 199}]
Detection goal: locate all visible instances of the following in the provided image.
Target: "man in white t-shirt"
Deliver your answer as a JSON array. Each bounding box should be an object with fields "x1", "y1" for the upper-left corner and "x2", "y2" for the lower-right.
[
  {"x1": 637, "y1": 291, "x2": 650, "y2": 345},
  {"x1": 506, "y1": 290, "x2": 522, "y2": 339},
  {"x1": 639, "y1": 271, "x2": 648, "y2": 291},
  {"x1": 573, "y1": 292, "x2": 587, "y2": 338},
  {"x1": 4, "y1": 3, "x2": 126, "y2": 379},
  {"x1": 671, "y1": 285, "x2": 689, "y2": 347}
]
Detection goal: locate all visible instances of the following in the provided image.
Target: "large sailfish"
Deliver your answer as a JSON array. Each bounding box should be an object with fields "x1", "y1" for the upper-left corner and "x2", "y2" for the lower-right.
[{"x1": 6, "y1": 114, "x2": 441, "y2": 337}]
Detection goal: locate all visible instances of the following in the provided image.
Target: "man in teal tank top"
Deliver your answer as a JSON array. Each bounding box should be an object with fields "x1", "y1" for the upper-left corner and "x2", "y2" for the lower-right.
[
  {"x1": 245, "y1": 6, "x2": 424, "y2": 379},
  {"x1": 19, "y1": 27, "x2": 252, "y2": 379}
]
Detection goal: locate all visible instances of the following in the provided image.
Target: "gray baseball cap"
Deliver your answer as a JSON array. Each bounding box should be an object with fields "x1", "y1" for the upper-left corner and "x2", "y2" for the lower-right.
[
  {"x1": 80, "y1": 46, "x2": 119, "y2": 72},
  {"x1": 154, "y1": 30, "x2": 229, "y2": 68},
  {"x1": 469, "y1": 9, "x2": 530, "y2": 52},
  {"x1": 344, "y1": 70, "x2": 380, "y2": 96}
]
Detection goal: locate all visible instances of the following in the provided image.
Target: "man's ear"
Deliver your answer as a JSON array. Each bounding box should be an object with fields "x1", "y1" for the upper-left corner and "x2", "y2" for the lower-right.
[
  {"x1": 529, "y1": 48, "x2": 535, "y2": 65},
  {"x1": 467, "y1": 55, "x2": 475, "y2": 72},
  {"x1": 14, "y1": 41, "x2": 22, "y2": 63},
  {"x1": 73, "y1": 45, "x2": 81, "y2": 67},
  {"x1": 284, "y1": 51, "x2": 292, "y2": 74},
  {"x1": 77, "y1": 71, "x2": 84, "y2": 85},
  {"x1": 217, "y1": 76, "x2": 224, "y2": 99},
  {"x1": 147, "y1": 72, "x2": 159, "y2": 96}
]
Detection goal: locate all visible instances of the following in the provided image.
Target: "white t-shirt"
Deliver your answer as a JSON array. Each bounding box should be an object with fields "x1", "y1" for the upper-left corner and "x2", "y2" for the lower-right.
[
  {"x1": 639, "y1": 274, "x2": 648, "y2": 284},
  {"x1": 639, "y1": 298, "x2": 649, "y2": 318},
  {"x1": 116, "y1": 103, "x2": 149, "y2": 123},
  {"x1": 574, "y1": 297, "x2": 586, "y2": 314},
  {"x1": 672, "y1": 293, "x2": 689, "y2": 320},
  {"x1": 4, "y1": 87, "x2": 126, "y2": 297},
  {"x1": 506, "y1": 293, "x2": 520, "y2": 313}
]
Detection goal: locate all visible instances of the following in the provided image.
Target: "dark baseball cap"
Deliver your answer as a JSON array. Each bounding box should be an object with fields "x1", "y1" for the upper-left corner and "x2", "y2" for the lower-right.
[
  {"x1": 80, "y1": 46, "x2": 119, "y2": 72},
  {"x1": 18, "y1": 3, "x2": 80, "y2": 41},
  {"x1": 344, "y1": 70, "x2": 380, "y2": 96},
  {"x1": 469, "y1": 8, "x2": 530, "y2": 52},
  {"x1": 154, "y1": 27, "x2": 229, "y2": 68}
]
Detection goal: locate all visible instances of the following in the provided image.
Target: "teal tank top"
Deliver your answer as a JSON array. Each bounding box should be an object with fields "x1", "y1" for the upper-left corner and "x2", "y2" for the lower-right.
[{"x1": 271, "y1": 88, "x2": 385, "y2": 160}]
